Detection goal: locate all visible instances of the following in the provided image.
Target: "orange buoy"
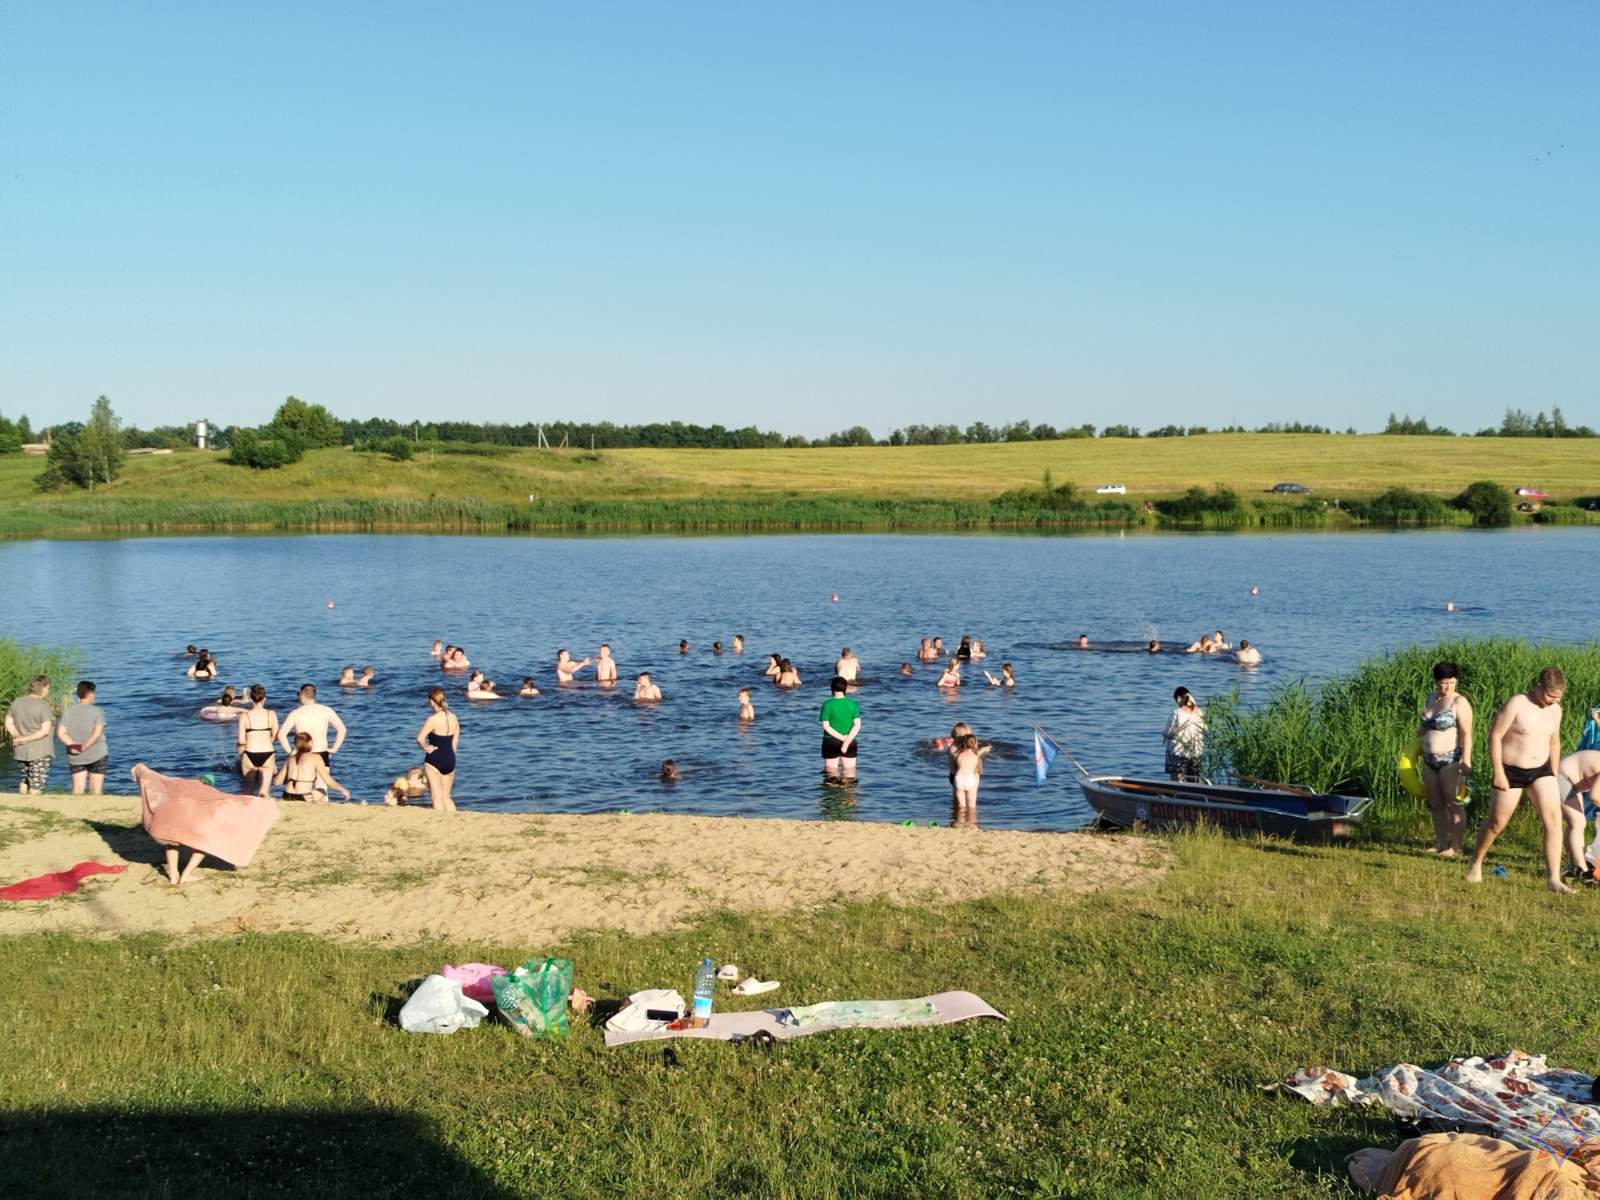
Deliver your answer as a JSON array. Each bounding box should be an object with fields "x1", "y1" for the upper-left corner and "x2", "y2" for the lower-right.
[
  {"x1": 1249, "y1": 585, "x2": 1259, "y2": 595},
  {"x1": 327, "y1": 600, "x2": 335, "y2": 608},
  {"x1": 831, "y1": 593, "x2": 839, "y2": 602}
]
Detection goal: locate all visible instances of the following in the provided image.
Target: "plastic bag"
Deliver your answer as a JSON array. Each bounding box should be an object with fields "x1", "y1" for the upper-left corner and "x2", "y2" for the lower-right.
[
  {"x1": 399, "y1": 973, "x2": 490, "y2": 1035},
  {"x1": 490, "y1": 956, "x2": 574, "y2": 1038},
  {"x1": 441, "y1": 962, "x2": 507, "y2": 1004}
]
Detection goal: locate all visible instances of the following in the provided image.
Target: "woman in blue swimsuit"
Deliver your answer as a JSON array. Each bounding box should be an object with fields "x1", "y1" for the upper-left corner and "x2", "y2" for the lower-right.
[
  {"x1": 1418, "y1": 660, "x2": 1474, "y2": 857},
  {"x1": 416, "y1": 686, "x2": 460, "y2": 812}
]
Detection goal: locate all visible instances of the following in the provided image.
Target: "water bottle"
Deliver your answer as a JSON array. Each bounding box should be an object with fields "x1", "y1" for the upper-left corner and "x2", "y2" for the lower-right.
[{"x1": 692, "y1": 955, "x2": 716, "y2": 1025}]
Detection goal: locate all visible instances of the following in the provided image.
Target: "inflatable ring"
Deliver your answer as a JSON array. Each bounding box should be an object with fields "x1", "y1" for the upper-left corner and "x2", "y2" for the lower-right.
[
  {"x1": 1397, "y1": 737, "x2": 1426, "y2": 800},
  {"x1": 198, "y1": 706, "x2": 242, "y2": 722}
]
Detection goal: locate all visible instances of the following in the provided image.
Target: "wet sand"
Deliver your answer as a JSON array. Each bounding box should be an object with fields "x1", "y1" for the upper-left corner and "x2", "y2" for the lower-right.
[{"x1": 0, "y1": 793, "x2": 1164, "y2": 944}]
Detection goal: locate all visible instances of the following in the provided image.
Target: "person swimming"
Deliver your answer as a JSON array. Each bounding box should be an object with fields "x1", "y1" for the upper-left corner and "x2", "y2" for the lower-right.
[
  {"x1": 430, "y1": 639, "x2": 443, "y2": 658},
  {"x1": 917, "y1": 638, "x2": 936, "y2": 661},
  {"x1": 1075, "y1": 634, "x2": 1089, "y2": 649},
  {"x1": 712, "y1": 641, "x2": 724, "y2": 655},
  {"x1": 518, "y1": 677, "x2": 540, "y2": 697},
  {"x1": 659, "y1": 758, "x2": 679, "y2": 781},
  {"x1": 1234, "y1": 639, "x2": 1262, "y2": 665},
  {"x1": 738, "y1": 688, "x2": 755, "y2": 721},
  {"x1": 835, "y1": 647, "x2": 861, "y2": 682},
  {"x1": 678, "y1": 639, "x2": 690, "y2": 654},
  {"x1": 957, "y1": 636, "x2": 973, "y2": 662},
  {"x1": 357, "y1": 665, "x2": 375, "y2": 688},
  {"x1": 634, "y1": 672, "x2": 662, "y2": 702},
  {"x1": 555, "y1": 649, "x2": 592, "y2": 683},
  {"x1": 595, "y1": 644, "x2": 618, "y2": 685},
  {"x1": 984, "y1": 663, "x2": 1015, "y2": 688},
  {"x1": 443, "y1": 646, "x2": 469, "y2": 670},
  {"x1": 969, "y1": 639, "x2": 987, "y2": 660},
  {"x1": 764, "y1": 653, "x2": 783, "y2": 678},
  {"x1": 1147, "y1": 640, "x2": 1161, "y2": 653},
  {"x1": 900, "y1": 662, "x2": 913, "y2": 676},
  {"x1": 776, "y1": 659, "x2": 801, "y2": 688},
  {"x1": 384, "y1": 766, "x2": 428, "y2": 806},
  {"x1": 466, "y1": 676, "x2": 503, "y2": 700},
  {"x1": 732, "y1": 634, "x2": 744, "y2": 653},
  {"x1": 936, "y1": 658, "x2": 961, "y2": 689},
  {"x1": 186, "y1": 649, "x2": 218, "y2": 679},
  {"x1": 182, "y1": 644, "x2": 198, "y2": 658},
  {"x1": 337, "y1": 665, "x2": 357, "y2": 687}
]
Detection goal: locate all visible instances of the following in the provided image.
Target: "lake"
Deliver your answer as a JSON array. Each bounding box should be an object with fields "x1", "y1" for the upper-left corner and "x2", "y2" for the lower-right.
[{"x1": 2, "y1": 530, "x2": 1595, "y2": 828}]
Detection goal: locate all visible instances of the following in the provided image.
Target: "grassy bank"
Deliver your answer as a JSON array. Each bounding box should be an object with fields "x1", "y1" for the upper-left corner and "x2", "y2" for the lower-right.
[
  {"x1": 2, "y1": 434, "x2": 1597, "y2": 536},
  {"x1": 0, "y1": 641, "x2": 79, "y2": 750},
  {"x1": 1204, "y1": 638, "x2": 1600, "y2": 836},
  {"x1": 4, "y1": 829, "x2": 1598, "y2": 1197}
]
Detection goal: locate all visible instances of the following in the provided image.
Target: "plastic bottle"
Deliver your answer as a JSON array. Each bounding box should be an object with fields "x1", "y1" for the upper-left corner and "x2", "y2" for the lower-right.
[{"x1": 692, "y1": 956, "x2": 716, "y2": 1026}]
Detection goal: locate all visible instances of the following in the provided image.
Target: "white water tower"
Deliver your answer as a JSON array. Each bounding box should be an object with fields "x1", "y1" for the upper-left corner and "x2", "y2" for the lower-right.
[{"x1": 196, "y1": 420, "x2": 208, "y2": 450}]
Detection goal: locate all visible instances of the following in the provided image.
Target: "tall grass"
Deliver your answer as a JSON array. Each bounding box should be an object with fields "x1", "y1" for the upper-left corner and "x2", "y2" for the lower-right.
[
  {"x1": 1203, "y1": 638, "x2": 1600, "y2": 837},
  {"x1": 0, "y1": 640, "x2": 80, "y2": 748}
]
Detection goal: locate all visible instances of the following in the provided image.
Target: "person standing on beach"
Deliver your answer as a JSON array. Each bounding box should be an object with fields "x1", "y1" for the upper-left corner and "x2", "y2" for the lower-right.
[
  {"x1": 56, "y1": 681, "x2": 107, "y2": 795},
  {"x1": 278, "y1": 684, "x2": 346, "y2": 765},
  {"x1": 1418, "y1": 661, "x2": 1473, "y2": 858},
  {"x1": 236, "y1": 684, "x2": 279, "y2": 797},
  {"x1": 835, "y1": 648, "x2": 861, "y2": 683},
  {"x1": 595, "y1": 644, "x2": 618, "y2": 685},
  {"x1": 820, "y1": 675, "x2": 861, "y2": 780},
  {"x1": 416, "y1": 687, "x2": 459, "y2": 812},
  {"x1": 1465, "y1": 667, "x2": 1569, "y2": 892},
  {"x1": 5, "y1": 675, "x2": 54, "y2": 795},
  {"x1": 1163, "y1": 687, "x2": 1205, "y2": 782}
]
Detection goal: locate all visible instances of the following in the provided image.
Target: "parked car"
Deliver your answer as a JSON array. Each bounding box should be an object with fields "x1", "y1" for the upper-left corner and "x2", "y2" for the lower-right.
[
  {"x1": 1514, "y1": 486, "x2": 1547, "y2": 498},
  {"x1": 1095, "y1": 483, "x2": 1127, "y2": 495},
  {"x1": 1269, "y1": 482, "x2": 1313, "y2": 494}
]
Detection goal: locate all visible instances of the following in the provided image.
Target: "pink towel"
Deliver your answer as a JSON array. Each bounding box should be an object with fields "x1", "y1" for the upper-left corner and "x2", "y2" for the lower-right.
[
  {"x1": 0, "y1": 861, "x2": 126, "y2": 901},
  {"x1": 134, "y1": 763, "x2": 278, "y2": 867},
  {"x1": 442, "y1": 962, "x2": 508, "y2": 1003}
]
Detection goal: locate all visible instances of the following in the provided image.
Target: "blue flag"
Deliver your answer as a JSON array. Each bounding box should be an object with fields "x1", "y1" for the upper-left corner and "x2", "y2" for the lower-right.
[{"x1": 1034, "y1": 727, "x2": 1060, "y2": 786}]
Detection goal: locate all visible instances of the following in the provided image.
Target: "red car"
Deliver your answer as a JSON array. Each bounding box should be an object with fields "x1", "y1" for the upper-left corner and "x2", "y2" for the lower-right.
[{"x1": 1514, "y1": 486, "x2": 1547, "y2": 498}]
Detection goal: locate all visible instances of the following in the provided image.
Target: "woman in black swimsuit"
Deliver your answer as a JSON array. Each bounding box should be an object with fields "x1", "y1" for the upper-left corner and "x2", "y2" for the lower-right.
[
  {"x1": 274, "y1": 730, "x2": 350, "y2": 803},
  {"x1": 186, "y1": 649, "x2": 217, "y2": 680},
  {"x1": 236, "y1": 684, "x2": 280, "y2": 797},
  {"x1": 416, "y1": 686, "x2": 459, "y2": 812}
]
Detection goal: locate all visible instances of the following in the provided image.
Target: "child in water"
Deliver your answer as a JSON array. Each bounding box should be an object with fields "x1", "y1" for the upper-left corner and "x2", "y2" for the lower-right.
[
  {"x1": 659, "y1": 759, "x2": 679, "y2": 781},
  {"x1": 738, "y1": 688, "x2": 755, "y2": 721},
  {"x1": 518, "y1": 677, "x2": 540, "y2": 696},
  {"x1": 358, "y1": 665, "x2": 375, "y2": 688},
  {"x1": 951, "y1": 733, "x2": 985, "y2": 813},
  {"x1": 936, "y1": 658, "x2": 962, "y2": 689},
  {"x1": 384, "y1": 767, "x2": 428, "y2": 806},
  {"x1": 984, "y1": 663, "x2": 1016, "y2": 688}
]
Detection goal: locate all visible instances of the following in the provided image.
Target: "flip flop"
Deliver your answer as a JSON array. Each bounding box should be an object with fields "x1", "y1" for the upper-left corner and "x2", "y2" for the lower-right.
[
  {"x1": 732, "y1": 977, "x2": 780, "y2": 996},
  {"x1": 716, "y1": 963, "x2": 739, "y2": 982}
]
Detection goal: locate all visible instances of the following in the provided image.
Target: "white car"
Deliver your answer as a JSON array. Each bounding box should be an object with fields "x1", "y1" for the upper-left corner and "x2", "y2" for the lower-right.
[{"x1": 1095, "y1": 483, "x2": 1127, "y2": 495}]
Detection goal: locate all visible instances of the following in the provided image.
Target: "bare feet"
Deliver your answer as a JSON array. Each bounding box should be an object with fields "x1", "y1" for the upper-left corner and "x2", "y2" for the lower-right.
[
  {"x1": 1549, "y1": 879, "x2": 1575, "y2": 894},
  {"x1": 1438, "y1": 849, "x2": 1458, "y2": 860},
  {"x1": 1464, "y1": 863, "x2": 1483, "y2": 883}
]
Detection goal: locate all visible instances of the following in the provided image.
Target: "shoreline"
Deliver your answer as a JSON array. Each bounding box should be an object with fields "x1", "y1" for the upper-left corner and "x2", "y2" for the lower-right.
[{"x1": 0, "y1": 793, "x2": 1165, "y2": 944}]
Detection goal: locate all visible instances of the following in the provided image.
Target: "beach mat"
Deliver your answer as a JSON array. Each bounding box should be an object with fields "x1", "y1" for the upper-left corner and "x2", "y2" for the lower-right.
[
  {"x1": 604, "y1": 989, "x2": 1004, "y2": 1048},
  {"x1": 0, "y1": 860, "x2": 126, "y2": 901}
]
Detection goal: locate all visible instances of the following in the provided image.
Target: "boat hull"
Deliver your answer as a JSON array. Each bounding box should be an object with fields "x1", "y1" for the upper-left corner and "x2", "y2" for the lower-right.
[{"x1": 1078, "y1": 775, "x2": 1369, "y2": 840}]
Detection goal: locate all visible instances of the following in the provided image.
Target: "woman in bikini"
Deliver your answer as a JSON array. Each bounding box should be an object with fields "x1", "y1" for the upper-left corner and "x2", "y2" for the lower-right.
[
  {"x1": 274, "y1": 730, "x2": 350, "y2": 803},
  {"x1": 1418, "y1": 660, "x2": 1474, "y2": 857},
  {"x1": 936, "y1": 658, "x2": 962, "y2": 689},
  {"x1": 764, "y1": 653, "x2": 783, "y2": 678},
  {"x1": 775, "y1": 659, "x2": 801, "y2": 688},
  {"x1": 236, "y1": 684, "x2": 280, "y2": 797},
  {"x1": 186, "y1": 649, "x2": 218, "y2": 679},
  {"x1": 417, "y1": 686, "x2": 459, "y2": 812}
]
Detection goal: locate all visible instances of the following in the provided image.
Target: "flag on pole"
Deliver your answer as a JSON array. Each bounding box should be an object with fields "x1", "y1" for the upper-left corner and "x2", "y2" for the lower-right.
[{"x1": 1034, "y1": 726, "x2": 1060, "y2": 786}]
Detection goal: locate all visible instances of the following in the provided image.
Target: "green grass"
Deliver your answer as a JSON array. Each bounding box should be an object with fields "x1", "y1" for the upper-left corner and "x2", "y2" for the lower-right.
[
  {"x1": 2, "y1": 435, "x2": 1597, "y2": 536},
  {"x1": 0, "y1": 640, "x2": 80, "y2": 750},
  {"x1": 5, "y1": 829, "x2": 1600, "y2": 1197},
  {"x1": 1204, "y1": 638, "x2": 1600, "y2": 836}
]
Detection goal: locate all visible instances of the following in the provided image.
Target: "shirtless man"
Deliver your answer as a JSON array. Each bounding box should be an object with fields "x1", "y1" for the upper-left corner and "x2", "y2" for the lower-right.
[
  {"x1": 555, "y1": 649, "x2": 592, "y2": 683},
  {"x1": 278, "y1": 684, "x2": 347, "y2": 765},
  {"x1": 835, "y1": 647, "x2": 861, "y2": 683},
  {"x1": 732, "y1": 634, "x2": 744, "y2": 654},
  {"x1": 1233, "y1": 640, "x2": 1262, "y2": 666},
  {"x1": 633, "y1": 672, "x2": 661, "y2": 702},
  {"x1": 1558, "y1": 749, "x2": 1600, "y2": 878},
  {"x1": 594, "y1": 643, "x2": 618, "y2": 685},
  {"x1": 1466, "y1": 667, "x2": 1569, "y2": 891}
]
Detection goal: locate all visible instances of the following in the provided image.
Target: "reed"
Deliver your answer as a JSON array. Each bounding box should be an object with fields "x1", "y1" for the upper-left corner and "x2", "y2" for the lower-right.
[
  {"x1": 0, "y1": 640, "x2": 80, "y2": 747},
  {"x1": 1202, "y1": 638, "x2": 1600, "y2": 839}
]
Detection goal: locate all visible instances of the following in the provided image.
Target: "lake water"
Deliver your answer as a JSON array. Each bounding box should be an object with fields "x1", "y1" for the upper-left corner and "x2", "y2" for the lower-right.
[{"x1": 2, "y1": 530, "x2": 1596, "y2": 829}]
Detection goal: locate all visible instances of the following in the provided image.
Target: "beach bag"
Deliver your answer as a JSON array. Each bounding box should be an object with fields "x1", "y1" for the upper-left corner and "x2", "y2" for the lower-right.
[
  {"x1": 490, "y1": 956, "x2": 573, "y2": 1038},
  {"x1": 399, "y1": 974, "x2": 489, "y2": 1035},
  {"x1": 1579, "y1": 712, "x2": 1600, "y2": 753}
]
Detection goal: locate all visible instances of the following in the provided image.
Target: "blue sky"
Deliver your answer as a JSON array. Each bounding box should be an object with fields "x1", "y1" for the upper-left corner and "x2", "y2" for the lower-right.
[{"x1": 3, "y1": 2, "x2": 1594, "y2": 436}]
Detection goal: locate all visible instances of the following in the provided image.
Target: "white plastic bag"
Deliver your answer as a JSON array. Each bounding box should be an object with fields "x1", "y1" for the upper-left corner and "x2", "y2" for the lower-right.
[{"x1": 400, "y1": 973, "x2": 490, "y2": 1034}]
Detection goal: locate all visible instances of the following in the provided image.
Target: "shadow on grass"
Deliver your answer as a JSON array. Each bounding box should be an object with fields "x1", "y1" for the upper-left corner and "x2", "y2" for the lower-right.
[
  {"x1": 0, "y1": 1107, "x2": 511, "y2": 1197},
  {"x1": 84, "y1": 820, "x2": 238, "y2": 876}
]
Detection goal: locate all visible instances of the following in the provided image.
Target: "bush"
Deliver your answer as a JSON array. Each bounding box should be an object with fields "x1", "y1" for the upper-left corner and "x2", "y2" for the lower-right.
[
  {"x1": 267, "y1": 397, "x2": 342, "y2": 449},
  {"x1": 1154, "y1": 485, "x2": 1240, "y2": 521},
  {"x1": 1344, "y1": 487, "x2": 1452, "y2": 524},
  {"x1": 1451, "y1": 480, "x2": 1513, "y2": 526},
  {"x1": 228, "y1": 428, "x2": 303, "y2": 469},
  {"x1": 355, "y1": 436, "x2": 413, "y2": 461}
]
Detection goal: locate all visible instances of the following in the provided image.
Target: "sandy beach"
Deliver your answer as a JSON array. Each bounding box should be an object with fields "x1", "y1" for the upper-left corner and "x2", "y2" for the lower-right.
[{"x1": 0, "y1": 792, "x2": 1164, "y2": 944}]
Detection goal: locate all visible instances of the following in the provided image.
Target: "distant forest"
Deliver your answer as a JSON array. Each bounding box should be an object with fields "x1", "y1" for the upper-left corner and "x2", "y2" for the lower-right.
[{"x1": 2, "y1": 404, "x2": 1592, "y2": 456}]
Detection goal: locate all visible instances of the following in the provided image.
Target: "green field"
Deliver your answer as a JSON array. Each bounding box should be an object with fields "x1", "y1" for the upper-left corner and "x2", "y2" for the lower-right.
[
  {"x1": 1, "y1": 434, "x2": 1596, "y2": 536},
  {"x1": 4, "y1": 826, "x2": 1594, "y2": 1198}
]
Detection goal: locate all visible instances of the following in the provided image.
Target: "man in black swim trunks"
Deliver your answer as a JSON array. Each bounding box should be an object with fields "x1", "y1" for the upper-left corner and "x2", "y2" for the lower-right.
[
  {"x1": 819, "y1": 675, "x2": 861, "y2": 781},
  {"x1": 1466, "y1": 667, "x2": 1569, "y2": 892}
]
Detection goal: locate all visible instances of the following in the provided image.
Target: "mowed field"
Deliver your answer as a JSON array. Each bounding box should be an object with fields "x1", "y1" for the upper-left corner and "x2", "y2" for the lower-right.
[{"x1": 1, "y1": 433, "x2": 1596, "y2": 511}]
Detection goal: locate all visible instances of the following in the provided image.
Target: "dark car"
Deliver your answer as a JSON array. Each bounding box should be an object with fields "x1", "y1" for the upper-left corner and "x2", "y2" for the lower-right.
[{"x1": 1269, "y1": 482, "x2": 1313, "y2": 494}]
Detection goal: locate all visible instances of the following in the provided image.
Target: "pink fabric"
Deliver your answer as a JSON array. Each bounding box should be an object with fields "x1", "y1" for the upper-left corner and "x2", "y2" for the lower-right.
[
  {"x1": 134, "y1": 763, "x2": 278, "y2": 867},
  {"x1": 0, "y1": 861, "x2": 126, "y2": 901},
  {"x1": 442, "y1": 962, "x2": 508, "y2": 1004}
]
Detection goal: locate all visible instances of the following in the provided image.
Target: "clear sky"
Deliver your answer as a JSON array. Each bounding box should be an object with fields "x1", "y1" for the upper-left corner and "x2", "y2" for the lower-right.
[{"x1": 3, "y1": 2, "x2": 1595, "y2": 436}]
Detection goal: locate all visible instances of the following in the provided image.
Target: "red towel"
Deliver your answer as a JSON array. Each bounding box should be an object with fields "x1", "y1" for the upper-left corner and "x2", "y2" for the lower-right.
[{"x1": 0, "y1": 860, "x2": 126, "y2": 901}]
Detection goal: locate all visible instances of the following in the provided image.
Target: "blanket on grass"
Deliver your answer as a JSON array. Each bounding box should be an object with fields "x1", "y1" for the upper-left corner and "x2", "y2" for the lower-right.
[
  {"x1": 134, "y1": 763, "x2": 277, "y2": 867},
  {"x1": 604, "y1": 990, "x2": 1004, "y2": 1048},
  {"x1": 1280, "y1": 1051, "x2": 1600, "y2": 1156},
  {"x1": 0, "y1": 861, "x2": 126, "y2": 901}
]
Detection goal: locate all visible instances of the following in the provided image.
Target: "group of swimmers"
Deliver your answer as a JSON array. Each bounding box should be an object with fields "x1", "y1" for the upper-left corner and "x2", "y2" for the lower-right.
[{"x1": 1071, "y1": 631, "x2": 1262, "y2": 665}]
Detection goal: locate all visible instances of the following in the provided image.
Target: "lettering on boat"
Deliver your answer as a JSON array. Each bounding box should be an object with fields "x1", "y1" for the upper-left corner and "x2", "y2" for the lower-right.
[{"x1": 1146, "y1": 800, "x2": 1262, "y2": 828}]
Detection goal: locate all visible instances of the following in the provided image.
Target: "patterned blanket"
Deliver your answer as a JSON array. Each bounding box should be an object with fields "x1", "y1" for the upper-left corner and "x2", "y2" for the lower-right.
[{"x1": 1280, "y1": 1051, "x2": 1600, "y2": 1155}]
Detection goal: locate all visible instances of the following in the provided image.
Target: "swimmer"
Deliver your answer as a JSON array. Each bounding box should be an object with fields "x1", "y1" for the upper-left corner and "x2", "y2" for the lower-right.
[
  {"x1": 984, "y1": 662, "x2": 1016, "y2": 688},
  {"x1": 358, "y1": 665, "x2": 375, "y2": 688},
  {"x1": 430, "y1": 639, "x2": 443, "y2": 658},
  {"x1": 764, "y1": 653, "x2": 782, "y2": 677},
  {"x1": 1250, "y1": 585, "x2": 1259, "y2": 596},
  {"x1": 900, "y1": 662, "x2": 913, "y2": 676},
  {"x1": 466, "y1": 676, "x2": 503, "y2": 700},
  {"x1": 384, "y1": 767, "x2": 428, "y2": 806},
  {"x1": 712, "y1": 641, "x2": 724, "y2": 655},
  {"x1": 467, "y1": 669, "x2": 485, "y2": 689},
  {"x1": 932, "y1": 637, "x2": 945, "y2": 658},
  {"x1": 595, "y1": 643, "x2": 618, "y2": 685},
  {"x1": 1446, "y1": 600, "x2": 1455, "y2": 613},
  {"x1": 738, "y1": 688, "x2": 756, "y2": 721},
  {"x1": 732, "y1": 634, "x2": 744, "y2": 653},
  {"x1": 1234, "y1": 640, "x2": 1262, "y2": 666},
  {"x1": 234, "y1": 683, "x2": 278, "y2": 797},
  {"x1": 1147, "y1": 640, "x2": 1161, "y2": 653},
  {"x1": 957, "y1": 635, "x2": 973, "y2": 662},
  {"x1": 444, "y1": 647, "x2": 469, "y2": 670},
  {"x1": 678, "y1": 639, "x2": 690, "y2": 654},
  {"x1": 555, "y1": 648, "x2": 592, "y2": 683},
  {"x1": 659, "y1": 759, "x2": 679, "y2": 781},
  {"x1": 182, "y1": 644, "x2": 198, "y2": 658},
  {"x1": 634, "y1": 672, "x2": 662, "y2": 702},
  {"x1": 216, "y1": 685, "x2": 244, "y2": 708},
  {"x1": 186, "y1": 649, "x2": 218, "y2": 679},
  {"x1": 337, "y1": 665, "x2": 357, "y2": 687},
  {"x1": 776, "y1": 659, "x2": 801, "y2": 688},
  {"x1": 970, "y1": 639, "x2": 987, "y2": 661},
  {"x1": 835, "y1": 647, "x2": 861, "y2": 682},
  {"x1": 936, "y1": 658, "x2": 962, "y2": 689},
  {"x1": 1185, "y1": 633, "x2": 1221, "y2": 654},
  {"x1": 1075, "y1": 634, "x2": 1089, "y2": 649},
  {"x1": 518, "y1": 677, "x2": 540, "y2": 697}
]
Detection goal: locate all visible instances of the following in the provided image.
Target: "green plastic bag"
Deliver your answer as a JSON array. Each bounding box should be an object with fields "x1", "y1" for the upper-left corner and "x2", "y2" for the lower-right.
[{"x1": 490, "y1": 957, "x2": 573, "y2": 1038}]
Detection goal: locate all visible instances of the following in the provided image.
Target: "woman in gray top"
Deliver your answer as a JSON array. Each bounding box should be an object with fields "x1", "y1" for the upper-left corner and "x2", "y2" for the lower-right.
[
  {"x1": 4, "y1": 675, "x2": 55, "y2": 795},
  {"x1": 56, "y1": 680, "x2": 108, "y2": 794}
]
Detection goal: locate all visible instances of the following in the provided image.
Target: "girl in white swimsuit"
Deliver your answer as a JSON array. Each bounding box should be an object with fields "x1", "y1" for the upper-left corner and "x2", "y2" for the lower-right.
[{"x1": 951, "y1": 733, "x2": 985, "y2": 820}]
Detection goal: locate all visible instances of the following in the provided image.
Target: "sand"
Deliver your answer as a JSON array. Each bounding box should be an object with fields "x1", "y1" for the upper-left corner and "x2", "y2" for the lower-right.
[{"x1": 0, "y1": 793, "x2": 1164, "y2": 945}]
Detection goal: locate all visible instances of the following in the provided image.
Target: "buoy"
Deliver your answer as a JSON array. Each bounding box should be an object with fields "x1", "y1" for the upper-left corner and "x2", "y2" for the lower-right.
[
  {"x1": 1445, "y1": 600, "x2": 1455, "y2": 612},
  {"x1": 1249, "y1": 585, "x2": 1259, "y2": 595},
  {"x1": 327, "y1": 600, "x2": 335, "y2": 608},
  {"x1": 199, "y1": 773, "x2": 216, "y2": 785},
  {"x1": 831, "y1": 593, "x2": 839, "y2": 602}
]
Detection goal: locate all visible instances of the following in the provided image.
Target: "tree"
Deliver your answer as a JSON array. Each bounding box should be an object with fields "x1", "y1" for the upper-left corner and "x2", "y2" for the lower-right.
[
  {"x1": 0, "y1": 413, "x2": 20, "y2": 454},
  {"x1": 965, "y1": 421, "x2": 996, "y2": 444},
  {"x1": 75, "y1": 395, "x2": 125, "y2": 488},
  {"x1": 228, "y1": 428, "x2": 303, "y2": 469},
  {"x1": 1450, "y1": 481, "x2": 1512, "y2": 526},
  {"x1": 16, "y1": 415, "x2": 32, "y2": 442},
  {"x1": 267, "y1": 396, "x2": 342, "y2": 449}
]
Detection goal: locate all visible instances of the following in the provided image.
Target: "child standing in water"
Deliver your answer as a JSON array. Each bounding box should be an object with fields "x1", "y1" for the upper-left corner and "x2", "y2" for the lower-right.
[
  {"x1": 738, "y1": 688, "x2": 756, "y2": 721},
  {"x1": 951, "y1": 733, "x2": 986, "y2": 818}
]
